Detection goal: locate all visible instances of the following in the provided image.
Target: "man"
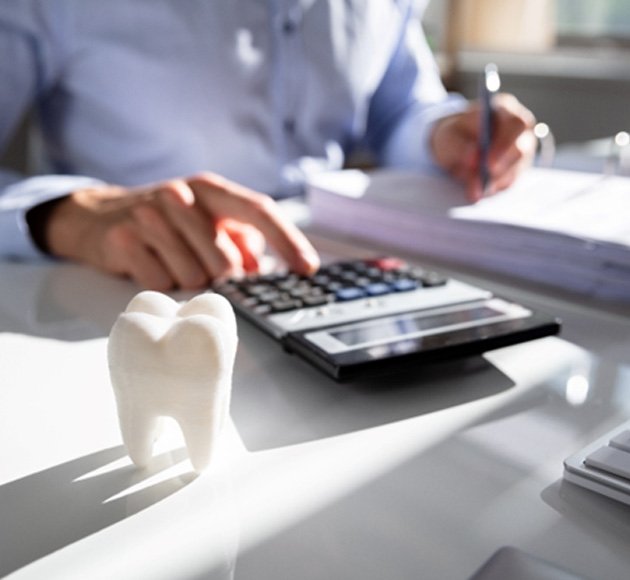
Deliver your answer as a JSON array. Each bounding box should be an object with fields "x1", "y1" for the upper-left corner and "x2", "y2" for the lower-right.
[{"x1": 0, "y1": 0, "x2": 535, "y2": 290}]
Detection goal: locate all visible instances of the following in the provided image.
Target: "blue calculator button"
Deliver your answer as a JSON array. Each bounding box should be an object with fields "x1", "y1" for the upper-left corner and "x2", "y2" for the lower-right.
[
  {"x1": 365, "y1": 282, "x2": 392, "y2": 296},
  {"x1": 335, "y1": 287, "x2": 367, "y2": 301},
  {"x1": 392, "y1": 278, "x2": 418, "y2": 292}
]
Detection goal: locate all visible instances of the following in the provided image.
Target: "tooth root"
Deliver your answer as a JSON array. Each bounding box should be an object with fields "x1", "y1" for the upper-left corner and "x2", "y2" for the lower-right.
[
  {"x1": 176, "y1": 408, "x2": 221, "y2": 473},
  {"x1": 116, "y1": 402, "x2": 162, "y2": 468}
]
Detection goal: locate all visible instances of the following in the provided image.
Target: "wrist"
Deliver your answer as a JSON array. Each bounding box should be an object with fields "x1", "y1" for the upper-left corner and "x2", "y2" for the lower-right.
[
  {"x1": 43, "y1": 191, "x2": 96, "y2": 259},
  {"x1": 25, "y1": 196, "x2": 68, "y2": 255}
]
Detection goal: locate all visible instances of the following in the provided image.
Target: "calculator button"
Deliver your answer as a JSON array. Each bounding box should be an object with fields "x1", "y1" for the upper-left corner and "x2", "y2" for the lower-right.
[
  {"x1": 252, "y1": 304, "x2": 272, "y2": 315},
  {"x1": 258, "y1": 290, "x2": 282, "y2": 303},
  {"x1": 365, "y1": 282, "x2": 392, "y2": 296},
  {"x1": 277, "y1": 280, "x2": 299, "y2": 291},
  {"x1": 585, "y1": 446, "x2": 630, "y2": 480},
  {"x1": 240, "y1": 296, "x2": 260, "y2": 308},
  {"x1": 392, "y1": 278, "x2": 418, "y2": 292},
  {"x1": 270, "y1": 298, "x2": 303, "y2": 312},
  {"x1": 354, "y1": 276, "x2": 372, "y2": 287},
  {"x1": 312, "y1": 274, "x2": 331, "y2": 286},
  {"x1": 335, "y1": 287, "x2": 367, "y2": 301},
  {"x1": 288, "y1": 286, "x2": 313, "y2": 298},
  {"x1": 325, "y1": 281, "x2": 344, "y2": 292},
  {"x1": 302, "y1": 294, "x2": 331, "y2": 307},
  {"x1": 214, "y1": 281, "x2": 240, "y2": 294},
  {"x1": 245, "y1": 283, "x2": 275, "y2": 296},
  {"x1": 367, "y1": 257, "x2": 407, "y2": 271},
  {"x1": 420, "y1": 271, "x2": 448, "y2": 287}
]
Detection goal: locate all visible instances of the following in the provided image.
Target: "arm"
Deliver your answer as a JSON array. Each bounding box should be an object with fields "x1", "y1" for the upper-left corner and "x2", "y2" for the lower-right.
[
  {"x1": 365, "y1": 3, "x2": 536, "y2": 199},
  {"x1": 0, "y1": 7, "x2": 105, "y2": 259},
  {"x1": 43, "y1": 174, "x2": 320, "y2": 290},
  {"x1": 364, "y1": 3, "x2": 468, "y2": 173}
]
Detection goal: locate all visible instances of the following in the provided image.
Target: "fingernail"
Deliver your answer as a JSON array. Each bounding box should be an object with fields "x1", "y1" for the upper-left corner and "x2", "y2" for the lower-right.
[{"x1": 301, "y1": 248, "x2": 320, "y2": 273}]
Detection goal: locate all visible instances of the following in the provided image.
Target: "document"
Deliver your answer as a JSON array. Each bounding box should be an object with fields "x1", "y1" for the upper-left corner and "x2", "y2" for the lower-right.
[{"x1": 307, "y1": 167, "x2": 630, "y2": 301}]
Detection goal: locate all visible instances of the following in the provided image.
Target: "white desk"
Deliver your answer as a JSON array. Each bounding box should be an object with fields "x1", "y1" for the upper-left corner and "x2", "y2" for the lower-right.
[{"x1": 1, "y1": 232, "x2": 630, "y2": 580}]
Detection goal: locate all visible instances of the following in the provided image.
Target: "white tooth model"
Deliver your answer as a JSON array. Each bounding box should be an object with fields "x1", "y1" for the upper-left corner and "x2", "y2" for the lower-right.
[{"x1": 108, "y1": 291, "x2": 238, "y2": 473}]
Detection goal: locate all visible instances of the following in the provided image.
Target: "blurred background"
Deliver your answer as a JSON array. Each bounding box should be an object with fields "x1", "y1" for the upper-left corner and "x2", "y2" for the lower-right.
[
  {"x1": 3, "y1": 1, "x2": 629, "y2": 175},
  {"x1": 423, "y1": 0, "x2": 630, "y2": 149}
]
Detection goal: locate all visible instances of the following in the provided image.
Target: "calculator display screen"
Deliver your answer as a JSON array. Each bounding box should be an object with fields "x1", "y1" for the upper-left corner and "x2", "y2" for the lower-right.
[{"x1": 329, "y1": 306, "x2": 501, "y2": 347}]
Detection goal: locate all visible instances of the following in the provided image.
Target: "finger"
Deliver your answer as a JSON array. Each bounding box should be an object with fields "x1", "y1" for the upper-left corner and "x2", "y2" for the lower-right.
[
  {"x1": 189, "y1": 174, "x2": 320, "y2": 274},
  {"x1": 465, "y1": 174, "x2": 484, "y2": 203},
  {"x1": 156, "y1": 183, "x2": 246, "y2": 279},
  {"x1": 132, "y1": 203, "x2": 208, "y2": 289},
  {"x1": 489, "y1": 95, "x2": 536, "y2": 166},
  {"x1": 102, "y1": 222, "x2": 175, "y2": 290},
  {"x1": 222, "y1": 219, "x2": 266, "y2": 273},
  {"x1": 490, "y1": 163, "x2": 521, "y2": 193},
  {"x1": 213, "y1": 227, "x2": 246, "y2": 280}
]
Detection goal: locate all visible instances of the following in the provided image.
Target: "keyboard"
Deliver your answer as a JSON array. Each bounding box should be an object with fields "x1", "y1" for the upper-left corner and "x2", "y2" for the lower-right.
[
  {"x1": 563, "y1": 418, "x2": 630, "y2": 505},
  {"x1": 213, "y1": 257, "x2": 465, "y2": 336},
  {"x1": 213, "y1": 256, "x2": 560, "y2": 380}
]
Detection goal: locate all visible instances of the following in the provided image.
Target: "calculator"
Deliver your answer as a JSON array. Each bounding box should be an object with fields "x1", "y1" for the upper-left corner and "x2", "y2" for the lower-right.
[{"x1": 213, "y1": 257, "x2": 560, "y2": 380}]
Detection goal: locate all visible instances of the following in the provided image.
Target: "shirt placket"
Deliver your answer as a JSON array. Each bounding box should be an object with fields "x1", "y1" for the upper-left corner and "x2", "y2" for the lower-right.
[{"x1": 270, "y1": 0, "x2": 304, "y2": 193}]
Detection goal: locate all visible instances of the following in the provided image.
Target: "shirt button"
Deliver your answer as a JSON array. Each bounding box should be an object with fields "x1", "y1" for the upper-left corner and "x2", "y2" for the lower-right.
[
  {"x1": 283, "y1": 118, "x2": 296, "y2": 134},
  {"x1": 282, "y1": 19, "x2": 297, "y2": 34}
]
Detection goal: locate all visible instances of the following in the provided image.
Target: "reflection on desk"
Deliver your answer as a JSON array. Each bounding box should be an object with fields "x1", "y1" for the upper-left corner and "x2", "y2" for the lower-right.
[{"x1": 1, "y1": 237, "x2": 630, "y2": 580}]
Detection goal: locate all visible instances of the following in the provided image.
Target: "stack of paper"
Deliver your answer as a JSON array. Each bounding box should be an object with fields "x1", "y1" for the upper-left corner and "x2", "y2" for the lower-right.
[{"x1": 307, "y1": 167, "x2": 630, "y2": 301}]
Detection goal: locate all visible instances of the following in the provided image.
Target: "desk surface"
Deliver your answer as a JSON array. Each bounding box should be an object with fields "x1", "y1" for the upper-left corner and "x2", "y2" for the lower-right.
[{"x1": 1, "y1": 231, "x2": 629, "y2": 580}]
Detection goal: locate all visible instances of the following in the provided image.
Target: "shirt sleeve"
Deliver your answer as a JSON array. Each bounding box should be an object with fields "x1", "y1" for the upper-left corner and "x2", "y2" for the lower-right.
[
  {"x1": 0, "y1": 175, "x2": 105, "y2": 260},
  {"x1": 0, "y1": 4, "x2": 105, "y2": 260},
  {"x1": 365, "y1": 3, "x2": 468, "y2": 174}
]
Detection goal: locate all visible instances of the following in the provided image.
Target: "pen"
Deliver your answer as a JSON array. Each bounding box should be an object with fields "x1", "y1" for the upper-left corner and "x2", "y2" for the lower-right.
[{"x1": 479, "y1": 63, "x2": 501, "y2": 196}]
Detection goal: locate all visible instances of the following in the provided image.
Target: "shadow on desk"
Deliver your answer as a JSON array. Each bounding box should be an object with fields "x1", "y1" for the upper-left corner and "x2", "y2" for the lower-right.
[
  {"x1": 0, "y1": 446, "x2": 194, "y2": 577},
  {"x1": 232, "y1": 322, "x2": 516, "y2": 451}
]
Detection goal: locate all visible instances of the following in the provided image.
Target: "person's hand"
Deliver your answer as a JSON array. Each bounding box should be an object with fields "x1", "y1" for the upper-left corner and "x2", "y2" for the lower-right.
[
  {"x1": 43, "y1": 173, "x2": 320, "y2": 290},
  {"x1": 431, "y1": 93, "x2": 537, "y2": 202}
]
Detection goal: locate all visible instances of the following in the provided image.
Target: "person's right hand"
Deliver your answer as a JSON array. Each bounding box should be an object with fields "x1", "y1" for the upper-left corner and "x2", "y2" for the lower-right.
[{"x1": 43, "y1": 172, "x2": 320, "y2": 290}]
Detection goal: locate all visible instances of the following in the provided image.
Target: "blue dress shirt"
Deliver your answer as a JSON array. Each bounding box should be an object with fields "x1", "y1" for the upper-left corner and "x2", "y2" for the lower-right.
[{"x1": 0, "y1": 0, "x2": 466, "y2": 259}]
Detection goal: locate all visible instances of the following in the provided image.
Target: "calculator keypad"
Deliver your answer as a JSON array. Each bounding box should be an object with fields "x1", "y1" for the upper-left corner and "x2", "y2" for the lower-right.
[{"x1": 214, "y1": 257, "x2": 448, "y2": 315}]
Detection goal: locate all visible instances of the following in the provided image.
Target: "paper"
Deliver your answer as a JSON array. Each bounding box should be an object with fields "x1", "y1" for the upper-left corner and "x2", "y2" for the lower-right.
[{"x1": 307, "y1": 167, "x2": 630, "y2": 301}]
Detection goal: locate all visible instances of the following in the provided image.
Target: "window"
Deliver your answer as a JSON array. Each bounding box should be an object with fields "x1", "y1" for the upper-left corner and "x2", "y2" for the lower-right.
[
  {"x1": 423, "y1": 0, "x2": 630, "y2": 52},
  {"x1": 556, "y1": 0, "x2": 630, "y2": 46}
]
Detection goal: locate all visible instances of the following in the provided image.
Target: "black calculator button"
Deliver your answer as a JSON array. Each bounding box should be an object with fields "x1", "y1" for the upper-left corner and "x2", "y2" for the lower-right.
[
  {"x1": 240, "y1": 296, "x2": 260, "y2": 308},
  {"x1": 258, "y1": 290, "x2": 282, "y2": 303},
  {"x1": 355, "y1": 276, "x2": 372, "y2": 287},
  {"x1": 245, "y1": 283, "x2": 275, "y2": 296},
  {"x1": 322, "y1": 264, "x2": 344, "y2": 276},
  {"x1": 312, "y1": 274, "x2": 331, "y2": 286},
  {"x1": 340, "y1": 270, "x2": 359, "y2": 283},
  {"x1": 252, "y1": 304, "x2": 273, "y2": 315},
  {"x1": 380, "y1": 272, "x2": 398, "y2": 283},
  {"x1": 225, "y1": 290, "x2": 249, "y2": 303},
  {"x1": 408, "y1": 267, "x2": 427, "y2": 280},
  {"x1": 214, "y1": 281, "x2": 240, "y2": 294},
  {"x1": 270, "y1": 298, "x2": 303, "y2": 312},
  {"x1": 421, "y1": 271, "x2": 448, "y2": 287},
  {"x1": 302, "y1": 295, "x2": 331, "y2": 307},
  {"x1": 325, "y1": 281, "x2": 344, "y2": 292}
]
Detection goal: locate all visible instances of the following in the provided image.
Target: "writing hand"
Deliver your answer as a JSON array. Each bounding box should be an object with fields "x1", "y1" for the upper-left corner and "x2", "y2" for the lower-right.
[{"x1": 431, "y1": 93, "x2": 537, "y2": 202}]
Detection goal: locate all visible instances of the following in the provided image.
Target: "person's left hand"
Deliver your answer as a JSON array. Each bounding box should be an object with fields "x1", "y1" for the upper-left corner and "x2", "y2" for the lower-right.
[{"x1": 431, "y1": 93, "x2": 537, "y2": 202}]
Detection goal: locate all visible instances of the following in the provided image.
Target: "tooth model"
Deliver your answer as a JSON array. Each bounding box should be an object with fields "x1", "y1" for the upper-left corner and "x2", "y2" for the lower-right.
[{"x1": 108, "y1": 291, "x2": 238, "y2": 472}]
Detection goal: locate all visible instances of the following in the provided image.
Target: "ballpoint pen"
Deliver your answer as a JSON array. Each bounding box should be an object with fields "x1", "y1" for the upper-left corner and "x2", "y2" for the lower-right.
[{"x1": 479, "y1": 63, "x2": 501, "y2": 196}]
